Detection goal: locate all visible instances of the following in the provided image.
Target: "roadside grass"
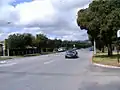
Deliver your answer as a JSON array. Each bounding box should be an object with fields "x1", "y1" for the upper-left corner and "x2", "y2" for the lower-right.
[
  {"x1": 0, "y1": 56, "x2": 25, "y2": 61},
  {"x1": 23, "y1": 53, "x2": 40, "y2": 57},
  {"x1": 41, "y1": 51, "x2": 59, "y2": 55},
  {"x1": 23, "y1": 52, "x2": 57, "y2": 57},
  {"x1": 0, "y1": 57, "x2": 13, "y2": 60},
  {"x1": 0, "y1": 51, "x2": 57, "y2": 61},
  {"x1": 93, "y1": 52, "x2": 120, "y2": 67}
]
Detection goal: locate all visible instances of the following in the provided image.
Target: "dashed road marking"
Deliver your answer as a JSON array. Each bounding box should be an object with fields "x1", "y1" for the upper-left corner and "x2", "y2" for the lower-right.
[
  {"x1": 0, "y1": 63, "x2": 16, "y2": 67},
  {"x1": 65, "y1": 59, "x2": 79, "y2": 61},
  {"x1": 44, "y1": 60, "x2": 54, "y2": 64}
]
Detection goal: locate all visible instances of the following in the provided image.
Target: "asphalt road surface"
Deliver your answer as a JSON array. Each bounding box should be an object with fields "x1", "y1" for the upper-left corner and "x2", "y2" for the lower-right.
[{"x1": 0, "y1": 49, "x2": 120, "y2": 90}]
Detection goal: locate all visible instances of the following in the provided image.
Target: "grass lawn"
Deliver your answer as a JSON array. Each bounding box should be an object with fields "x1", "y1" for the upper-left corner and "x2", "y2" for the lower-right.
[
  {"x1": 24, "y1": 52, "x2": 56, "y2": 57},
  {"x1": 23, "y1": 53, "x2": 40, "y2": 57},
  {"x1": 93, "y1": 52, "x2": 120, "y2": 67},
  {"x1": 0, "y1": 52, "x2": 56, "y2": 61},
  {"x1": 0, "y1": 57, "x2": 13, "y2": 60}
]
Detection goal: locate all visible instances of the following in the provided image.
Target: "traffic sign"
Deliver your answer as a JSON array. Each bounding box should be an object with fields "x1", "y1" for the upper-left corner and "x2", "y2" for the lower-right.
[
  {"x1": 73, "y1": 44, "x2": 75, "y2": 47},
  {"x1": 117, "y1": 30, "x2": 120, "y2": 37}
]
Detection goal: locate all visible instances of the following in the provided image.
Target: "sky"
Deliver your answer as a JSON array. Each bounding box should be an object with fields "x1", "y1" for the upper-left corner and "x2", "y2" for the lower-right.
[{"x1": 0, "y1": 0, "x2": 92, "y2": 41}]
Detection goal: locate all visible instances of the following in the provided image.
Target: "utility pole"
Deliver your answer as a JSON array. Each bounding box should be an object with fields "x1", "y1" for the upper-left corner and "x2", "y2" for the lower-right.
[
  {"x1": 94, "y1": 39, "x2": 96, "y2": 55},
  {"x1": 6, "y1": 42, "x2": 9, "y2": 56},
  {"x1": 7, "y1": 49, "x2": 9, "y2": 56},
  {"x1": 3, "y1": 43, "x2": 5, "y2": 56},
  {"x1": 7, "y1": 21, "x2": 11, "y2": 57}
]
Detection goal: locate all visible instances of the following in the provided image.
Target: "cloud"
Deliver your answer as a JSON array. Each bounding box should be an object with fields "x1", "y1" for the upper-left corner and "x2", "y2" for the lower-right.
[
  {"x1": 0, "y1": 0, "x2": 91, "y2": 41},
  {"x1": 51, "y1": 0, "x2": 91, "y2": 11},
  {"x1": 0, "y1": 0, "x2": 19, "y2": 26},
  {"x1": 0, "y1": 0, "x2": 14, "y2": 6},
  {"x1": 15, "y1": 0, "x2": 56, "y2": 26}
]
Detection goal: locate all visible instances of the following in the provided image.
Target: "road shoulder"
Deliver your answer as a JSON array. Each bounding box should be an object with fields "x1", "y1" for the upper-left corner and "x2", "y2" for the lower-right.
[{"x1": 91, "y1": 53, "x2": 120, "y2": 69}]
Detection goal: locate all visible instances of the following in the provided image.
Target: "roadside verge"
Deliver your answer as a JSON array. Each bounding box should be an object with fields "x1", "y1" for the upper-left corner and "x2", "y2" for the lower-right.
[
  {"x1": 0, "y1": 51, "x2": 60, "y2": 63},
  {"x1": 91, "y1": 53, "x2": 120, "y2": 69}
]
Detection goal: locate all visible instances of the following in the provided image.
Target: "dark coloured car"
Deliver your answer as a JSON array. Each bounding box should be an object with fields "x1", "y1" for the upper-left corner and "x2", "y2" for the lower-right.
[
  {"x1": 65, "y1": 50, "x2": 78, "y2": 58},
  {"x1": 89, "y1": 47, "x2": 93, "y2": 51}
]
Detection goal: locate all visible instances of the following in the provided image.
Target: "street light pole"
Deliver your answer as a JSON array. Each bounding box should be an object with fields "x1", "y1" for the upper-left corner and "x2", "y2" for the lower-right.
[
  {"x1": 7, "y1": 48, "x2": 9, "y2": 56},
  {"x1": 7, "y1": 22, "x2": 11, "y2": 56},
  {"x1": 94, "y1": 39, "x2": 96, "y2": 55},
  {"x1": 6, "y1": 42, "x2": 9, "y2": 57},
  {"x1": 3, "y1": 43, "x2": 5, "y2": 56}
]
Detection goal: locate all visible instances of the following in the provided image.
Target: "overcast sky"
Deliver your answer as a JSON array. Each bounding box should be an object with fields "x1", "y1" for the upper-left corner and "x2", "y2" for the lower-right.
[{"x1": 0, "y1": 0, "x2": 91, "y2": 41}]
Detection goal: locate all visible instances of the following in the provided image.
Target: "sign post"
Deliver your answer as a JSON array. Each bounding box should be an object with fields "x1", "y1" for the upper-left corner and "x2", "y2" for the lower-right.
[{"x1": 117, "y1": 30, "x2": 120, "y2": 63}]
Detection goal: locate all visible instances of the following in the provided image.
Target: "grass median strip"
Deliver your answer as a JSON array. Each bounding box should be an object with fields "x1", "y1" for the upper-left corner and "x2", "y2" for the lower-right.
[
  {"x1": 0, "y1": 57, "x2": 13, "y2": 60},
  {"x1": 93, "y1": 52, "x2": 120, "y2": 67},
  {"x1": 0, "y1": 52, "x2": 57, "y2": 61}
]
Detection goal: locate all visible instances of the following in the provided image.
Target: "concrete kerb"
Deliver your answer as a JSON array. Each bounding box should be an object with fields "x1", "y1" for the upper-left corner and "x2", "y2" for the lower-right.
[{"x1": 91, "y1": 56, "x2": 120, "y2": 69}]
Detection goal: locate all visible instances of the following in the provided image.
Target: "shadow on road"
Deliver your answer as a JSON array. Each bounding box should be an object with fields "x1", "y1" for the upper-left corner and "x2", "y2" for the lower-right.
[
  {"x1": 0, "y1": 71, "x2": 83, "y2": 77},
  {"x1": 79, "y1": 81, "x2": 120, "y2": 90}
]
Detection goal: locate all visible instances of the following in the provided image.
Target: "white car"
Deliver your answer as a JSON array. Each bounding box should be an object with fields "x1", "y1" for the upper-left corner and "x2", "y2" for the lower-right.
[{"x1": 58, "y1": 48, "x2": 64, "y2": 52}]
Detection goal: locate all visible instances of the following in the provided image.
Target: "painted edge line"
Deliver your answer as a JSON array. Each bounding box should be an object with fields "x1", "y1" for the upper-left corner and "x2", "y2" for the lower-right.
[
  {"x1": 91, "y1": 55, "x2": 120, "y2": 69},
  {"x1": 0, "y1": 63, "x2": 16, "y2": 67},
  {"x1": 92, "y1": 63, "x2": 120, "y2": 69},
  {"x1": 44, "y1": 60, "x2": 54, "y2": 64}
]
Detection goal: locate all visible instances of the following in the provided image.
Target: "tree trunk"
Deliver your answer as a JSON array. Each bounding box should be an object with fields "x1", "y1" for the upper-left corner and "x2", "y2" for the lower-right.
[
  {"x1": 108, "y1": 44, "x2": 112, "y2": 56},
  {"x1": 102, "y1": 47, "x2": 104, "y2": 53}
]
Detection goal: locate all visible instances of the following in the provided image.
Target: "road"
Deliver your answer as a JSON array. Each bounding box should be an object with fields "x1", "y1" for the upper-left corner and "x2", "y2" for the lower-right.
[{"x1": 0, "y1": 49, "x2": 120, "y2": 90}]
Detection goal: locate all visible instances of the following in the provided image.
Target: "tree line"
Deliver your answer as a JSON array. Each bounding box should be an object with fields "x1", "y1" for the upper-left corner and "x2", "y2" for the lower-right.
[
  {"x1": 4, "y1": 33, "x2": 91, "y2": 56},
  {"x1": 77, "y1": 0, "x2": 120, "y2": 56}
]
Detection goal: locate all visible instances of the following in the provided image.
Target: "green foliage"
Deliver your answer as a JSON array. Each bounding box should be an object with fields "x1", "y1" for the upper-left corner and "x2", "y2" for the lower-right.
[
  {"x1": 23, "y1": 33, "x2": 34, "y2": 46},
  {"x1": 77, "y1": 0, "x2": 120, "y2": 56},
  {"x1": 54, "y1": 39, "x2": 62, "y2": 48},
  {"x1": 7, "y1": 33, "x2": 34, "y2": 49},
  {"x1": 6, "y1": 33, "x2": 91, "y2": 50},
  {"x1": 35, "y1": 34, "x2": 48, "y2": 48}
]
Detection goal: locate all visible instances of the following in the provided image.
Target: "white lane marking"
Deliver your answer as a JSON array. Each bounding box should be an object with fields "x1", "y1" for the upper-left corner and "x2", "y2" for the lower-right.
[
  {"x1": 65, "y1": 59, "x2": 79, "y2": 61},
  {"x1": 44, "y1": 60, "x2": 54, "y2": 64},
  {"x1": 93, "y1": 63, "x2": 120, "y2": 69},
  {"x1": 0, "y1": 63, "x2": 16, "y2": 67},
  {"x1": 43, "y1": 76, "x2": 53, "y2": 79}
]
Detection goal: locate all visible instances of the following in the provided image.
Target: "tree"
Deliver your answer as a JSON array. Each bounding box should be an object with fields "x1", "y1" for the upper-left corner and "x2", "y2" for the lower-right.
[
  {"x1": 5, "y1": 39, "x2": 8, "y2": 50},
  {"x1": 54, "y1": 39, "x2": 62, "y2": 48},
  {"x1": 7, "y1": 34, "x2": 24, "y2": 49},
  {"x1": 77, "y1": 0, "x2": 120, "y2": 56},
  {"x1": 36, "y1": 34, "x2": 48, "y2": 48},
  {"x1": 7, "y1": 33, "x2": 34, "y2": 49},
  {"x1": 23, "y1": 33, "x2": 34, "y2": 47},
  {"x1": 46, "y1": 39, "x2": 55, "y2": 48}
]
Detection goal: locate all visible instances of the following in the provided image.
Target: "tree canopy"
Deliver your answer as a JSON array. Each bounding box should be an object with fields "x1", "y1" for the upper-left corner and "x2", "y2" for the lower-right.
[
  {"x1": 6, "y1": 33, "x2": 91, "y2": 50},
  {"x1": 7, "y1": 33, "x2": 34, "y2": 49},
  {"x1": 77, "y1": 0, "x2": 120, "y2": 56}
]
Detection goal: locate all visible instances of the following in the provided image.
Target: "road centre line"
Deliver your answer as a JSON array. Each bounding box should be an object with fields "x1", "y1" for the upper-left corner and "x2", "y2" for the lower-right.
[{"x1": 44, "y1": 60, "x2": 54, "y2": 64}]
